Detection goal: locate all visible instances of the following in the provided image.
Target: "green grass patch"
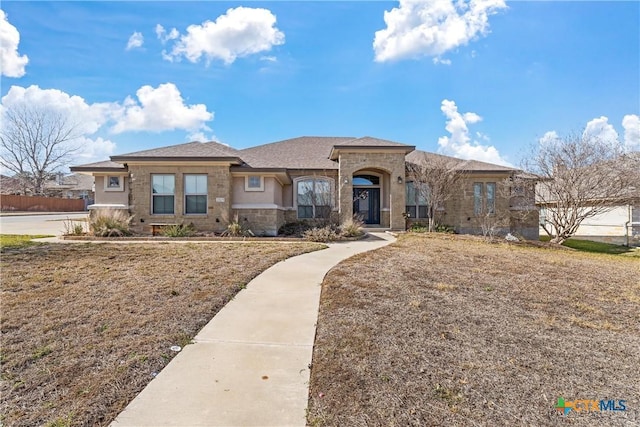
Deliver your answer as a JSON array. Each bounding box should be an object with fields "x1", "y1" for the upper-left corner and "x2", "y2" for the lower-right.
[
  {"x1": 0, "y1": 234, "x2": 53, "y2": 250},
  {"x1": 540, "y1": 236, "x2": 638, "y2": 255}
]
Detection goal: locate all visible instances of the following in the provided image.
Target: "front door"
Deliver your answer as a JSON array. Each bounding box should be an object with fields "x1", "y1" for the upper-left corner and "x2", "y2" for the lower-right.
[{"x1": 353, "y1": 188, "x2": 380, "y2": 224}]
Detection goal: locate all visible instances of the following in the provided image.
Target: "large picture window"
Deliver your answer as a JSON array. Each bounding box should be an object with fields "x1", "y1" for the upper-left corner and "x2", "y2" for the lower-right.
[
  {"x1": 152, "y1": 174, "x2": 175, "y2": 215},
  {"x1": 297, "y1": 178, "x2": 332, "y2": 219},
  {"x1": 185, "y1": 174, "x2": 207, "y2": 214},
  {"x1": 405, "y1": 181, "x2": 429, "y2": 219}
]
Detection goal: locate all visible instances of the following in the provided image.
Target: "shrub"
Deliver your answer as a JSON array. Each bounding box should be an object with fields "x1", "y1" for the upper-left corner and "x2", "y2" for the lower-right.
[
  {"x1": 409, "y1": 222, "x2": 429, "y2": 233},
  {"x1": 278, "y1": 221, "x2": 315, "y2": 237},
  {"x1": 222, "y1": 214, "x2": 255, "y2": 237},
  {"x1": 340, "y1": 216, "x2": 364, "y2": 238},
  {"x1": 89, "y1": 210, "x2": 132, "y2": 237},
  {"x1": 303, "y1": 225, "x2": 340, "y2": 242},
  {"x1": 63, "y1": 218, "x2": 86, "y2": 236},
  {"x1": 162, "y1": 223, "x2": 195, "y2": 237},
  {"x1": 435, "y1": 224, "x2": 456, "y2": 234}
]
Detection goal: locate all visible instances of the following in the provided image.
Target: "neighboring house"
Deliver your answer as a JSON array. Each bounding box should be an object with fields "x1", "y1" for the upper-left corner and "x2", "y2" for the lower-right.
[
  {"x1": 44, "y1": 173, "x2": 95, "y2": 200},
  {"x1": 539, "y1": 203, "x2": 640, "y2": 246},
  {"x1": 0, "y1": 175, "x2": 23, "y2": 194},
  {"x1": 70, "y1": 136, "x2": 539, "y2": 238}
]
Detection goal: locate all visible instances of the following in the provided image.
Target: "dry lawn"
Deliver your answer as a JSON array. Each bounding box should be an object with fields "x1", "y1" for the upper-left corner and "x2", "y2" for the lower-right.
[
  {"x1": 1, "y1": 241, "x2": 323, "y2": 426},
  {"x1": 308, "y1": 233, "x2": 640, "y2": 426}
]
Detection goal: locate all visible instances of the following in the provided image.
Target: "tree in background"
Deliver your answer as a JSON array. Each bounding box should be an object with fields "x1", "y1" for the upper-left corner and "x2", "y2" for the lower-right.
[
  {"x1": 525, "y1": 132, "x2": 639, "y2": 244},
  {"x1": 0, "y1": 103, "x2": 81, "y2": 195},
  {"x1": 406, "y1": 152, "x2": 467, "y2": 232}
]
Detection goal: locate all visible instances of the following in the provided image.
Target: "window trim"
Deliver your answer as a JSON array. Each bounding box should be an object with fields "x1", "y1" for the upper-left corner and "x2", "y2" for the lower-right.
[
  {"x1": 244, "y1": 175, "x2": 264, "y2": 192},
  {"x1": 184, "y1": 174, "x2": 208, "y2": 215},
  {"x1": 104, "y1": 175, "x2": 124, "y2": 192},
  {"x1": 151, "y1": 174, "x2": 175, "y2": 215},
  {"x1": 294, "y1": 176, "x2": 334, "y2": 219}
]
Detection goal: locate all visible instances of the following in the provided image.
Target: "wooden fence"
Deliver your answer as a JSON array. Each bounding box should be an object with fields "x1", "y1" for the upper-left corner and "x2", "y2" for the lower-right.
[{"x1": 1, "y1": 194, "x2": 86, "y2": 212}]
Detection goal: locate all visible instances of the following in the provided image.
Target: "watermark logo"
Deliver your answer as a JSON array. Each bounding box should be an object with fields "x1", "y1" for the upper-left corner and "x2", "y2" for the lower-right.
[{"x1": 555, "y1": 397, "x2": 627, "y2": 415}]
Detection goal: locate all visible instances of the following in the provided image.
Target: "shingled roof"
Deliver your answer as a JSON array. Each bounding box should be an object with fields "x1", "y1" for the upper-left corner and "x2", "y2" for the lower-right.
[
  {"x1": 240, "y1": 136, "x2": 416, "y2": 169},
  {"x1": 406, "y1": 150, "x2": 516, "y2": 172},
  {"x1": 239, "y1": 136, "x2": 353, "y2": 169},
  {"x1": 110, "y1": 141, "x2": 241, "y2": 162},
  {"x1": 70, "y1": 160, "x2": 128, "y2": 173}
]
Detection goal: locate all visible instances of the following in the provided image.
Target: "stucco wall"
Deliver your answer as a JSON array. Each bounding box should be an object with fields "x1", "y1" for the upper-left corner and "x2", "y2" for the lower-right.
[
  {"x1": 231, "y1": 176, "x2": 283, "y2": 205},
  {"x1": 94, "y1": 175, "x2": 129, "y2": 205}
]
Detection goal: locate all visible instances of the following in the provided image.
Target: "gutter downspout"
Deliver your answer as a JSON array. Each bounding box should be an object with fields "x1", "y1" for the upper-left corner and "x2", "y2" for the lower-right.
[{"x1": 625, "y1": 204, "x2": 631, "y2": 247}]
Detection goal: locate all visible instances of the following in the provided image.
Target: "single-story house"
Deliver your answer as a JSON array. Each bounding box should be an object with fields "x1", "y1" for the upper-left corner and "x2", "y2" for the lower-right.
[{"x1": 70, "y1": 136, "x2": 539, "y2": 238}]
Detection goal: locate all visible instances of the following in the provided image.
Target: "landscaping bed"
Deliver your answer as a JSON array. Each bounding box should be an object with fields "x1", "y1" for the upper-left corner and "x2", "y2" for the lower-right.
[
  {"x1": 1, "y1": 241, "x2": 324, "y2": 426},
  {"x1": 308, "y1": 233, "x2": 639, "y2": 426}
]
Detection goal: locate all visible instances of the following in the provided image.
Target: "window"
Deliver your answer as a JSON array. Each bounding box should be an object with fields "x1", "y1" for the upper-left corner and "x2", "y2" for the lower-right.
[
  {"x1": 245, "y1": 175, "x2": 264, "y2": 191},
  {"x1": 185, "y1": 174, "x2": 207, "y2": 214},
  {"x1": 104, "y1": 175, "x2": 123, "y2": 191},
  {"x1": 473, "y1": 183, "x2": 483, "y2": 215},
  {"x1": 486, "y1": 182, "x2": 496, "y2": 214},
  {"x1": 474, "y1": 182, "x2": 496, "y2": 215},
  {"x1": 297, "y1": 178, "x2": 331, "y2": 219},
  {"x1": 405, "y1": 181, "x2": 429, "y2": 219},
  {"x1": 152, "y1": 174, "x2": 175, "y2": 214},
  {"x1": 353, "y1": 175, "x2": 380, "y2": 186}
]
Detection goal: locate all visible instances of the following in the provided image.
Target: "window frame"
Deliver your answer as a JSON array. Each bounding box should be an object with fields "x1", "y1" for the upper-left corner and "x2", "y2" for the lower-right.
[
  {"x1": 151, "y1": 174, "x2": 175, "y2": 215},
  {"x1": 184, "y1": 174, "x2": 208, "y2": 215},
  {"x1": 104, "y1": 175, "x2": 124, "y2": 192},
  {"x1": 473, "y1": 182, "x2": 497, "y2": 216},
  {"x1": 405, "y1": 181, "x2": 429, "y2": 219},
  {"x1": 295, "y1": 177, "x2": 333, "y2": 219},
  {"x1": 244, "y1": 175, "x2": 264, "y2": 192}
]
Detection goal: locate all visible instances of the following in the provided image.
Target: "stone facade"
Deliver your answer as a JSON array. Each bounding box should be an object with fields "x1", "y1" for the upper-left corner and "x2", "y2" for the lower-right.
[
  {"x1": 232, "y1": 208, "x2": 285, "y2": 237},
  {"x1": 337, "y1": 151, "x2": 407, "y2": 229},
  {"x1": 127, "y1": 164, "x2": 232, "y2": 234},
  {"x1": 406, "y1": 175, "x2": 539, "y2": 239}
]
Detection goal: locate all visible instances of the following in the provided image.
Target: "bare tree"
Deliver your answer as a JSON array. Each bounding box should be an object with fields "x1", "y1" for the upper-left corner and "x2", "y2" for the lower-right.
[
  {"x1": 0, "y1": 104, "x2": 82, "y2": 195},
  {"x1": 406, "y1": 152, "x2": 466, "y2": 232},
  {"x1": 524, "y1": 132, "x2": 639, "y2": 244}
]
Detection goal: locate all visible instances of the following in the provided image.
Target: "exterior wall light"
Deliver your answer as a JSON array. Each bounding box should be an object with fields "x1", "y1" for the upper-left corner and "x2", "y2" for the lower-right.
[{"x1": 397, "y1": 176, "x2": 403, "y2": 184}]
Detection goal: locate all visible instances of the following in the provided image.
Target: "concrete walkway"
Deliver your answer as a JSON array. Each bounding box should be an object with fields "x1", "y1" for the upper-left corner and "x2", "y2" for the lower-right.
[{"x1": 111, "y1": 232, "x2": 396, "y2": 427}]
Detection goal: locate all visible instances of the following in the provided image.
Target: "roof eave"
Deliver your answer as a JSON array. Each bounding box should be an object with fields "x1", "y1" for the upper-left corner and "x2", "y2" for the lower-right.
[
  {"x1": 329, "y1": 145, "x2": 416, "y2": 160},
  {"x1": 110, "y1": 156, "x2": 243, "y2": 164}
]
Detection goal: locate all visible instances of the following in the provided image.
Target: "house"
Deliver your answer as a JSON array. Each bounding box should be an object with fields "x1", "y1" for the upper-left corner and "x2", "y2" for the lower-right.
[
  {"x1": 70, "y1": 136, "x2": 539, "y2": 238},
  {"x1": 44, "y1": 173, "x2": 95, "y2": 200}
]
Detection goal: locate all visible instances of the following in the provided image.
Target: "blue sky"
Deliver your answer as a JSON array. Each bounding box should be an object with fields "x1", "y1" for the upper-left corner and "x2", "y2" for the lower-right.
[{"x1": 1, "y1": 0, "x2": 638, "y2": 168}]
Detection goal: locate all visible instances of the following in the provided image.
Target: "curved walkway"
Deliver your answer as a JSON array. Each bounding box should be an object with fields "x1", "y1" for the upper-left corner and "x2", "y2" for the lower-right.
[{"x1": 111, "y1": 232, "x2": 396, "y2": 427}]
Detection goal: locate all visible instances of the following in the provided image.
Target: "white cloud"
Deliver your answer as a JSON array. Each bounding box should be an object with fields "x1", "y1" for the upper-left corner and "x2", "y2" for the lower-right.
[
  {"x1": 1, "y1": 85, "x2": 114, "y2": 135},
  {"x1": 374, "y1": 0, "x2": 507, "y2": 63},
  {"x1": 187, "y1": 131, "x2": 219, "y2": 143},
  {"x1": 126, "y1": 31, "x2": 144, "y2": 50},
  {"x1": 583, "y1": 116, "x2": 619, "y2": 143},
  {"x1": 2, "y1": 83, "x2": 216, "y2": 159},
  {"x1": 622, "y1": 114, "x2": 640, "y2": 150},
  {"x1": 73, "y1": 136, "x2": 117, "y2": 163},
  {"x1": 436, "y1": 99, "x2": 511, "y2": 166},
  {"x1": 538, "y1": 130, "x2": 560, "y2": 146},
  {"x1": 111, "y1": 83, "x2": 213, "y2": 133},
  {"x1": 1, "y1": 86, "x2": 119, "y2": 165},
  {"x1": 0, "y1": 10, "x2": 29, "y2": 77},
  {"x1": 164, "y1": 7, "x2": 285, "y2": 65},
  {"x1": 432, "y1": 57, "x2": 451, "y2": 65},
  {"x1": 155, "y1": 24, "x2": 179, "y2": 44},
  {"x1": 260, "y1": 55, "x2": 278, "y2": 63}
]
